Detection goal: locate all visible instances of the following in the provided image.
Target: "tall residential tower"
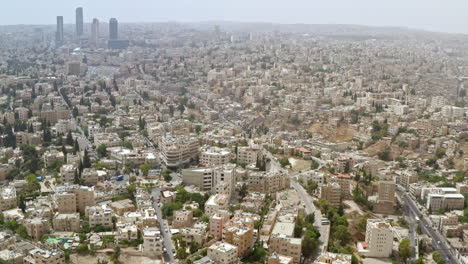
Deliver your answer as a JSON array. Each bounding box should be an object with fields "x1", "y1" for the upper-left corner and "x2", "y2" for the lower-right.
[
  {"x1": 75, "y1": 7, "x2": 83, "y2": 37},
  {"x1": 56, "y1": 16, "x2": 64, "y2": 45},
  {"x1": 91, "y1": 18, "x2": 99, "y2": 46},
  {"x1": 109, "y1": 18, "x2": 118, "y2": 40}
]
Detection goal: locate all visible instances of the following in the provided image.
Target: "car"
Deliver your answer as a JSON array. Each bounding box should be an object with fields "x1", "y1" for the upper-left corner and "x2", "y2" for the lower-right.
[
  {"x1": 437, "y1": 241, "x2": 441, "y2": 244},
  {"x1": 157, "y1": 203, "x2": 161, "y2": 207}
]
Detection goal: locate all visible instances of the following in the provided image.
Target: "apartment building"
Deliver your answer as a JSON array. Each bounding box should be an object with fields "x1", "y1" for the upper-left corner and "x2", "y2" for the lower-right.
[
  {"x1": 223, "y1": 217, "x2": 255, "y2": 256},
  {"x1": 358, "y1": 219, "x2": 393, "y2": 258},
  {"x1": 427, "y1": 193, "x2": 464, "y2": 212},
  {"x1": 59, "y1": 164, "x2": 77, "y2": 184},
  {"x1": 208, "y1": 241, "x2": 238, "y2": 264},
  {"x1": 0, "y1": 187, "x2": 17, "y2": 211},
  {"x1": 55, "y1": 185, "x2": 95, "y2": 213},
  {"x1": 268, "y1": 253, "x2": 294, "y2": 264},
  {"x1": 143, "y1": 228, "x2": 164, "y2": 257},
  {"x1": 268, "y1": 222, "x2": 302, "y2": 263},
  {"x1": 313, "y1": 252, "x2": 352, "y2": 264},
  {"x1": 200, "y1": 146, "x2": 232, "y2": 166},
  {"x1": 182, "y1": 164, "x2": 236, "y2": 195},
  {"x1": 247, "y1": 171, "x2": 290, "y2": 194},
  {"x1": 182, "y1": 168, "x2": 214, "y2": 192},
  {"x1": 86, "y1": 205, "x2": 113, "y2": 228},
  {"x1": 24, "y1": 249, "x2": 65, "y2": 264},
  {"x1": 159, "y1": 134, "x2": 200, "y2": 167},
  {"x1": 396, "y1": 170, "x2": 418, "y2": 190},
  {"x1": 173, "y1": 209, "x2": 194, "y2": 229},
  {"x1": 24, "y1": 217, "x2": 51, "y2": 241},
  {"x1": 319, "y1": 183, "x2": 342, "y2": 206},
  {"x1": 332, "y1": 174, "x2": 352, "y2": 199},
  {"x1": 52, "y1": 213, "x2": 80, "y2": 232},
  {"x1": 237, "y1": 147, "x2": 259, "y2": 165},
  {"x1": 210, "y1": 210, "x2": 231, "y2": 239},
  {"x1": 205, "y1": 194, "x2": 230, "y2": 216}
]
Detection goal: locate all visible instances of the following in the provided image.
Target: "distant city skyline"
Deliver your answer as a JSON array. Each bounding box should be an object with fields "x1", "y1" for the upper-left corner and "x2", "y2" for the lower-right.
[{"x1": 1, "y1": 0, "x2": 468, "y2": 34}]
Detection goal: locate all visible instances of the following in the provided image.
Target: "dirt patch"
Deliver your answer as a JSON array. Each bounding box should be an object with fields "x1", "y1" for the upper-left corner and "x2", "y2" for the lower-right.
[
  {"x1": 308, "y1": 123, "x2": 354, "y2": 143},
  {"x1": 289, "y1": 158, "x2": 312, "y2": 172}
]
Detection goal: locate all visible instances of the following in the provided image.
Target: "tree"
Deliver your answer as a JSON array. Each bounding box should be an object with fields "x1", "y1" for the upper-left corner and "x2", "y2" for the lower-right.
[
  {"x1": 351, "y1": 254, "x2": 359, "y2": 264},
  {"x1": 162, "y1": 170, "x2": 172, "y2": 182},
  {"x1": 176, "y1": 247, "x2": 189, "y2": 260},
  {"x1": 302, "y1": 229, "x2": 319, "y2": 258},
  {"x1": 97, "y1": 144, "x2": 107, "y2": 158},
  {"x1": 432, "y1": 252, "x2": 445, "y2": 264},
  {"x1": 76, "y1": 244, "x2": 89, "y2": 254},
  {"x1": 239, "y1": 183, "x2": 248, "y2": 198},
  {"x1": 66, "y1": 131, "x2": 74, "y2": 146},
  {"x1": 140, "y1": 163, "x2": 151, "y2": 177},
  {"x1": 110, "y1": 245, "x2": 120, "y2": 263},
  {"x1": 83, "y1": 150, "x2": 91, "y2": 168},
  {"x1": 415, "y1": 257, "x2": 424, "y2": 264},
  {"x1": 332, "y1": 225, "x2": 351, "y2": 246},
  {"x1": 398, "y1": 238, "x2": 411, "y2": 264}
]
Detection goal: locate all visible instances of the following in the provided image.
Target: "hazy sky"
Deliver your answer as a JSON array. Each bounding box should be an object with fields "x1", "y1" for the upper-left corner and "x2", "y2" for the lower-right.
[{"x1": 2, "y1": 0, "x2": 468, "y2": 34}]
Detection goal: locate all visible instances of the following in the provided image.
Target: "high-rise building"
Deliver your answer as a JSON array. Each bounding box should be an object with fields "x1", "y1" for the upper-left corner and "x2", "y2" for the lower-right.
[
  {"x1": 358, "y1": 219, "x2": 393, "y2": 258},
  {"x1": 56, "y1": 16, "x2": 64, "y2": 44},
  {"x1": 75, "y1": 7, "x2": 83, "y2": 37},
  {"x1": 91, "y1": 18, "x2": 99, "y2": 46},
  {"x1": 109, "y1": 18, "x2": 118, "y2": 40}
]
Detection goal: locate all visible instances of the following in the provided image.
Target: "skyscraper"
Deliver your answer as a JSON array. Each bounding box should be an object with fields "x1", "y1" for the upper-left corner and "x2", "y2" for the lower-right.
[
  {"x1": 56, "y1": 16, "x2": 64, "y2": 44},
  {"x1": 91, "y1": 18, "x2": 99, "y2": 46},
  {"x1": 109, "y1": 18, "x2": 118, "y2": 40},
  {"x1": 75, "y1": 7, "x2": 83, "y2": 37}
]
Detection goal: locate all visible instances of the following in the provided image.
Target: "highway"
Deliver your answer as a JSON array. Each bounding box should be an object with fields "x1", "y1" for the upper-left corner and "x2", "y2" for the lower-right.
[
  {"x1": 152, "y1": 187, "x2": 176, "y2": 263},
  {"x1": 398, "y1": 190, "x2": 457, "y2": 264}
]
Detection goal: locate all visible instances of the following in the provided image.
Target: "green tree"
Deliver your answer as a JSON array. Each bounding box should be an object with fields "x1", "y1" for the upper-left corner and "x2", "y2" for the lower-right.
[
  {"x1": 239, "y1": 183, "x2": 248, "y2": 198},
  {"x1": 110, "y1": 245, "x2": 120, "y2": 263},
  {"x1": 302, "y1": 229, "x2": 319, "y2": 258},
  {"x1": 176, "y1": 247, "x2": 189, "y2": 260},
  {"x1": 333, "y1": 225, "x2": 351, "y2": 246},
  {"x1": 432, "y1": 252, "x2": 445, "y2": 264},
  {"x1": 398, "y1": 238, "x2": 411, "y2": 264},
  {"x1": 140, "y1": 163, "x2": 151, "y2": 177},
  {"x1": 97, "y1": 144, "x2": 107, "y2": 157},
  {"x1": 415, "y1": 257, "x2": 424, "y2": 264},
  {"x1": 76, "y1": 244, "x2": 89, "y2": 254}
]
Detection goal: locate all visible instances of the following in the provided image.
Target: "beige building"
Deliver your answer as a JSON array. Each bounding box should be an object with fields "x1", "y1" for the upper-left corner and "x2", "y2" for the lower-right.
[
  {"x1": 109, "y1": 199, "x2": 136, "y2": 216},
  {"x1": 268, "y1": 222, "x2": 302, "y2": 263},
  {"x1": 268, "y1": 253, "x2": 294, "y2": 264},
  {"x1": 208, "y1": 241, "x2": 238, "y2": 264},
  {"x1": 86, "y1": 205, "x2": 113, "y2": 228},
  {"x1": 247, "y1": 171, "x2": 290, "y2": 194},
  {"x1": 378, "y1": 181, "x2": 396, "y2": 202},
  {"x1": 223, "y1": 217, "x2": 255, "y2": 257},
  {"x1": 210, "y1": 210, "x2": 231, "y2": 239},
  {"x1": 319, "y1": 183, "x2": 342, "y2": 206},
  {"x1": 173, "y1": 209, "x2": 194, "y2": 229},
  {"x1": 52, "y1": 213, "x2": 80, "y2": 232},
  {"x1": 59, "y1": 164, "x2": 76, "y2": 184},
  {"x1": 143, "y1": 228, "x2": 164, "y2": 257},
  {"x1": 0, "y1": 187, "x2": 17, "y2": 211},
  {"x1": 200, "y1": 147, "x2": 232, "y2": 166},
  {"x1": 205, "y1": 194, "x2": 230, "y2": 216},
  {"x1": 24, "y1": 249, "x2": 65, "y2": 264},
  {"x1": 159, "y1": 134, "x2": 199, "y2": 168},
  {"x1": 358, "y1": 219, "x2": 393, "y2": 258},
  {"x1": 24, "y1": 217, "x2": 51, "y2": 240},
  {"x1": 54, "y1": 185, "x2": 95, "y2": 213},
  {"x1": 332, "y1": 174, "x2": 352, "y2": 199},
  {"x1": 427, "y1": 193, "x2": 464, "y2": 212},
  {"x1": 313, "y1": 252, "x2": 352, "y2": 264},
  {"x1": 237, "y1": 147, "x2": 259, "y2": 165}
]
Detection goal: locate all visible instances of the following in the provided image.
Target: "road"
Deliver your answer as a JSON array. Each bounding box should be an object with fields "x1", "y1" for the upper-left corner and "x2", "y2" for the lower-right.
[
  {"x1": 58, "y1": 87, "x2": 98, "y2": 159},
  {"x1": 290, "y1": 174, "x2": 330, "y2": 255},
  {"x1": 152, "y1": 187, "x2": 176, "y2": 263},
  {"x1": 266, "y1": 150, "x2": 330, "y2": 256},
  {"x1": 398, "y1": 190, "x2": 457, "y2": 264}
]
